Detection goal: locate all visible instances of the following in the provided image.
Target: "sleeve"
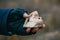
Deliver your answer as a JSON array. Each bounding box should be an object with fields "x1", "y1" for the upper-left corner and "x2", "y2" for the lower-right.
[{"x1": 7, "y1": 8, "x2": 36, "y2": 36}]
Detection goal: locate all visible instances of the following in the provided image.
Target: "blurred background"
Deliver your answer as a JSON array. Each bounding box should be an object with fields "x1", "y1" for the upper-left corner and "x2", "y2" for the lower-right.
[{"x1": 0, "y1": 0, "x2": 60, "y2": 40}]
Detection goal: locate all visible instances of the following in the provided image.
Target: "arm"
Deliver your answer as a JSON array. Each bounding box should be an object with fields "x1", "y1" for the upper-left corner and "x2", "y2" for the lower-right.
[{"x1": 7, "y1": 8, "x2": 36, "y2": 36}]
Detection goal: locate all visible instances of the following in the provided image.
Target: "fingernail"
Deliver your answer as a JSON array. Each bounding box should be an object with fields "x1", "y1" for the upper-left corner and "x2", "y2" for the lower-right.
[{"x1": 23, "y1": 13, "x2": 29, "y2": 18}]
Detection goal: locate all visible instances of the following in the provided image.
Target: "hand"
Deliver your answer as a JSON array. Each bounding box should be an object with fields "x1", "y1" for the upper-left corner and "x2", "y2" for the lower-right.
[
  {"x1": 42, "y1": 24, "x2": 46, "y2": 28},
  {"x1": 23, "y1": 13, "x2": 39, "y2": 33}
]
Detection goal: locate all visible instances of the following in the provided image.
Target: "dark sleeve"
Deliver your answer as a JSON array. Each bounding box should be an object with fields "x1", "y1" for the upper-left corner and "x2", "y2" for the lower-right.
[
  {"x1": 7, "y1": 8, "x2": 36, "y2": 36},
  {"x1": 0, "y1": 9, "x2": 12, "y2": 35}
]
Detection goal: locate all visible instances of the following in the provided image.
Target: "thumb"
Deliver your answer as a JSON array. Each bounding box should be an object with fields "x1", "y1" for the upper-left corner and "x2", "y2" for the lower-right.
[{"x1": 23, "y1": 13, "x2": 29, "y2": 18}]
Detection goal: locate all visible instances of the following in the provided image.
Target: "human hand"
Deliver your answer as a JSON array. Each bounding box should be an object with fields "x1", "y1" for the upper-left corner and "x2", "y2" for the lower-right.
[{"x1": 23, "y1": 13, "x2": 39, "y2": 33}]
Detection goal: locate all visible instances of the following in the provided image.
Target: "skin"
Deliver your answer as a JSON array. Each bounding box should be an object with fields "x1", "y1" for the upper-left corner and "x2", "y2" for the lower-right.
[{"x1": 23, "y1": 13, "x2": 45, "y2": 33}]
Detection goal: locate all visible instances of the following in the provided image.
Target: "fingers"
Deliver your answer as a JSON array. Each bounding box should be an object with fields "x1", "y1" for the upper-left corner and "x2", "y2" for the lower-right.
[
  {"x1": 26, "y1": 25, "x2": 45, "y2": 33},
  {"x1": 32, "y1": 27, "x2": 39, "y2": 33},
  {"x1": 23, "y1": 13, "x2": 29, "y2": 18},
  {"x1": 26, "y1": 27, "x2": 31, "y2": 33},
  {"x1": 26, "y1": 27, "x2": 39, "y2": 33},
  {"x1": 42, "y1": 24, "x2": 46, "y2": 28}
]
